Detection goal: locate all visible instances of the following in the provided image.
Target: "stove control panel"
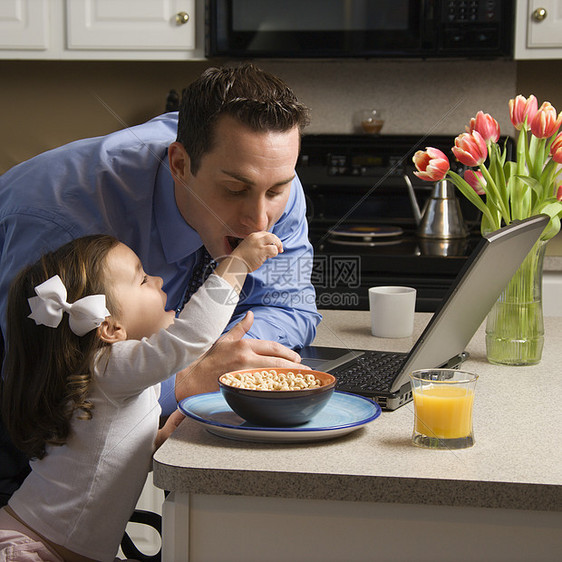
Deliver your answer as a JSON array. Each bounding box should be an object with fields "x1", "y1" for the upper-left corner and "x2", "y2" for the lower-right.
[{"x1": 325, "y1": 153, "x2": 407, "y2": 177}]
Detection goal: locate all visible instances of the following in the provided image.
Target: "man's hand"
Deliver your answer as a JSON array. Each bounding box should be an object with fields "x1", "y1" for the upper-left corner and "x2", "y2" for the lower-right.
[{"x1": 174, "y1": 311, "x2": 308, "y2": 402}]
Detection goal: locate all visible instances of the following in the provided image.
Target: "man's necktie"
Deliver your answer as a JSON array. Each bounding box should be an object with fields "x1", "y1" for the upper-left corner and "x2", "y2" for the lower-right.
[{"x1": 181, "y1": 248, "x2": 216, "y2": 309}]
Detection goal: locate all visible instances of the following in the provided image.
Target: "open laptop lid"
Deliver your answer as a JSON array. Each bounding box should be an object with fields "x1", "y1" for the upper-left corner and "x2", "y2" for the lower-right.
[
  {"x1": 388, "y1": 213, "x2": 549, "y2": 392},
  {"x1": 300, "y1": 215, "x2": 549, "y2": 390}
]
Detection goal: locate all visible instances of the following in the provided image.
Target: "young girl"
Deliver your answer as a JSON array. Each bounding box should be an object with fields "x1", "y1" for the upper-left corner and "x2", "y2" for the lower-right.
[{"x1": 0, "y1": 230, "x2": 283, "y2": 561}]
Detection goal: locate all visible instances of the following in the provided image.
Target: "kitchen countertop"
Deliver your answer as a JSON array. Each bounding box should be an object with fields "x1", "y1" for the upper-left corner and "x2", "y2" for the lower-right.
[{"x1": 153, "y1": 311, "x2": 562, "y2": 513}]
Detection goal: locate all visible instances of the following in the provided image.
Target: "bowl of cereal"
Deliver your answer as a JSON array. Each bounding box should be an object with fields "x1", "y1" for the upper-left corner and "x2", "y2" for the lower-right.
[{"x1": 218, "y1": 368, "x2": 336, "y2": 427}]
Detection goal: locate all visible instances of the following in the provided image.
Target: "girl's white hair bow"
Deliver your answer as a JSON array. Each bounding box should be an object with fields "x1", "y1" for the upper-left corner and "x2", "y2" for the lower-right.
[{"x1": 28, "y1": 275, "x2": 110, "y2": 336}]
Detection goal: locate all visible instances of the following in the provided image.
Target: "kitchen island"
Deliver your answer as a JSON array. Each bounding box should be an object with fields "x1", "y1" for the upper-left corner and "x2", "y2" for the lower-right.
[{"x1": 153, "y1": 311, "x2": 562, "y2": 562}]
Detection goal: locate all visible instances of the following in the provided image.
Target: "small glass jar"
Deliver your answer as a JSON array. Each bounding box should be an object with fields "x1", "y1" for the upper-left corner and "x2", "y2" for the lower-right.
[{"x1": 354, "y1": 109, "x2": 384, "y2": 134}]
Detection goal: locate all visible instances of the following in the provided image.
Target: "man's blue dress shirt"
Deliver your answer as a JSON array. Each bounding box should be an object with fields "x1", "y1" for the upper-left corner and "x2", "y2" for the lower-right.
[{"x1": 0, "y1": 112, "x2": 321, "y2": 414}]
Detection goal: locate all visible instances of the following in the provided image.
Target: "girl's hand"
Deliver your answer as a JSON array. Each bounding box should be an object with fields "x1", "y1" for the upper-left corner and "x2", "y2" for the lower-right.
[
  {"x1": 154, "y1": 409, "x2": 185, "y2": 451},
  {"x1": 230, "y1": 231, "x2": 283, "y2": 273},
  {"x1": 213, "y1": 231, "x2": 283, "y2": 292}
]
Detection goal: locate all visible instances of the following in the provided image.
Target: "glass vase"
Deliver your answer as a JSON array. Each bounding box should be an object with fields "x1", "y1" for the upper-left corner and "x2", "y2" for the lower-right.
[{"x1": 485, "y1": 239, "x2": 547, "y2": 365}]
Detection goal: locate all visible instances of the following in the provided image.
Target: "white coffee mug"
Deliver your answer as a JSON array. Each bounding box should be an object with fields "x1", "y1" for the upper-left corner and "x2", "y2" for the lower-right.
[{"x1": 369, "y1": 286, "x2": 416, "y2": 338}]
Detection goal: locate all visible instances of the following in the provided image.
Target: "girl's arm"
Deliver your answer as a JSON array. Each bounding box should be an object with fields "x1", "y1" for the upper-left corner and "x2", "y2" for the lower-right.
[{"x1": 97, "y1": 274, "x2": 239, "y2": 400}]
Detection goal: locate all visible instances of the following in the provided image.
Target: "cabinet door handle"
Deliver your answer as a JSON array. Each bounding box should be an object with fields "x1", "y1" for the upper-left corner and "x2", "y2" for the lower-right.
[
  {"x1": 532, "y1": 8, "x2": 548, "y2": 22},
  {"x1": 175, "y1": 11, "x2": 190, "y2": 25}
]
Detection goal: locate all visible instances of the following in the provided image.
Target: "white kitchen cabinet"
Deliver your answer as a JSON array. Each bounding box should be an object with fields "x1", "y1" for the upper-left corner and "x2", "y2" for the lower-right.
[
  {"x1": 515, "y1": 0, "x2": 562, "y2": 59},
  {"x1": 0, "y1": 0, "x2": 205, "y2": 60},
  {"x1": 0, "y1": 0, "x2": 49, "y2": 50},
  {"x1": 66, "y1": 0, "x2": 196, "y2": 51}
]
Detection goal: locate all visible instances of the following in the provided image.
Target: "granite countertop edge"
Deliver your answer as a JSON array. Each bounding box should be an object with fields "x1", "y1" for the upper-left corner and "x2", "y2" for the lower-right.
[{"x1": 152, "y1": 462, "x2": 562, "y2": 512}]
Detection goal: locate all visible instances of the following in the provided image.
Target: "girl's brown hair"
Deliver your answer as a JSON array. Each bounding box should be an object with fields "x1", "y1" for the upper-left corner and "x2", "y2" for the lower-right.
[{"x1": 1, "y1": 234, "x2": 119, "y2": 460}]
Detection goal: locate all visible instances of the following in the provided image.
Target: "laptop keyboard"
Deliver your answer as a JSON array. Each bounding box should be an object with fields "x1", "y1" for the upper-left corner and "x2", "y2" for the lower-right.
[{"x1": 331, "y1": 350, "x2": 407, "y2": 394}]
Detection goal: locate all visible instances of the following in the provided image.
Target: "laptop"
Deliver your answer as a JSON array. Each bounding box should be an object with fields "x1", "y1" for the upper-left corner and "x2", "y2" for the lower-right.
[{"x1": 299, "y1": 214, "x2": 549, "y2": 411}]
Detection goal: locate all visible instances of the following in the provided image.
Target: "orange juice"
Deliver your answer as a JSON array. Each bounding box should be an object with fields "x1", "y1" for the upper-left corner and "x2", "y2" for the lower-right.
[{"x1": 413, "y1": 386, "x2": 474, "y2": 439}]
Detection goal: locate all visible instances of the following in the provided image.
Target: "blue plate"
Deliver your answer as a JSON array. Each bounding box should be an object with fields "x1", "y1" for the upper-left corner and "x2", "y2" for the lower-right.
[{"x1": 179, "y1": 391, "x2": 381, "y2": 443}]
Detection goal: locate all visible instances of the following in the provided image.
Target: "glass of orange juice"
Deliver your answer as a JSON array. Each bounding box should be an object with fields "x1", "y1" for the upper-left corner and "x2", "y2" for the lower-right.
[{"x1": 409, "y1": 369, "x2": 478, "y2": 449}]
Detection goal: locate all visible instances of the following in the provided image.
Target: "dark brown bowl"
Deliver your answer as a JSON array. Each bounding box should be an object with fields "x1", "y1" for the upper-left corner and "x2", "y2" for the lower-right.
[{"x1": 218, "y1": 368, "x2": 336, "y2": 427}]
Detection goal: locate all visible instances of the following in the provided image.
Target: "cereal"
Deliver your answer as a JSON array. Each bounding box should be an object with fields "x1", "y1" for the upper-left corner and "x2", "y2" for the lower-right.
[{"x1": 220, "y1": 369, "x2": 323, "y2": 391}]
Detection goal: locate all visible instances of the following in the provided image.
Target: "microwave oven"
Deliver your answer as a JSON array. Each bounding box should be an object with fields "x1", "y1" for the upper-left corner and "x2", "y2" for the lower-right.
[{"x1": 206, "y1": 0, "x2": 514, "y2": 59}]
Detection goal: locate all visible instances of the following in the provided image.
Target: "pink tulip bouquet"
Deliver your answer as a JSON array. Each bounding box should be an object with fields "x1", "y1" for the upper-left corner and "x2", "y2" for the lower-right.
[
  {"x1": 413, "y1": 95, "x2": 562, "y2": 240},
  {"x1": 413, "y1": 95, "x2": 562, "y2": 366}
]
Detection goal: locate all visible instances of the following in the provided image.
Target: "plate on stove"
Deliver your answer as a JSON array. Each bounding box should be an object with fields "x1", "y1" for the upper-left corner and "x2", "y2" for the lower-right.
[
  {"x1": 179, "y1": 391, "x2": 381, "y2": 443},
  {"x1": 329, "y1": 237, "x2": 402, "y2": 247},
  {"x1": 328, "y1": 225, "x2": 404, "y2": 239}
]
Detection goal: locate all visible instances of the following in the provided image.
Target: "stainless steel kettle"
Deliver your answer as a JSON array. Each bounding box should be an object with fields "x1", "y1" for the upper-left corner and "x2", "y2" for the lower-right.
[{"x1": 405, "y1": 175, "x2": 468, "y2": 239}]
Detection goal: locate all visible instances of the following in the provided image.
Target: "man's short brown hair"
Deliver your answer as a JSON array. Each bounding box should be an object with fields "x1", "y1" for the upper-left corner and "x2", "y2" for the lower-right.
[{"x1": 176, "y1": 63, "x2": 310, "y2": 174}]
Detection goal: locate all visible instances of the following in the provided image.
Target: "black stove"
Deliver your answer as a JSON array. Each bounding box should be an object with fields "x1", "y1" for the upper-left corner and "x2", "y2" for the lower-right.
[{"x1": 297, "y1": 134, "x2": 486, "y2": 312}]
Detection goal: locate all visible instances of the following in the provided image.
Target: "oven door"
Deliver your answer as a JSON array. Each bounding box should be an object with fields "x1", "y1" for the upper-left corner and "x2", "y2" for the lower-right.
[{"x1": 207, "y1": 0, "x2": 429, "y2": 58}]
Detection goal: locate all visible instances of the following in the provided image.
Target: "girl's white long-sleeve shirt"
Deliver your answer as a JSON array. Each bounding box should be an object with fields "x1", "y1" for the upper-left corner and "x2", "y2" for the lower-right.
[{"x1": 9, "y1": 273, "x2": 238, "y2": 561}]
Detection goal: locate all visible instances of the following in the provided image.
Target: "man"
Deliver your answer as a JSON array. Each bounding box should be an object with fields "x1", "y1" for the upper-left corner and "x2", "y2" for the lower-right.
[{"x1": 0, "y1": 63, "x2": 321, "y2": 504}]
